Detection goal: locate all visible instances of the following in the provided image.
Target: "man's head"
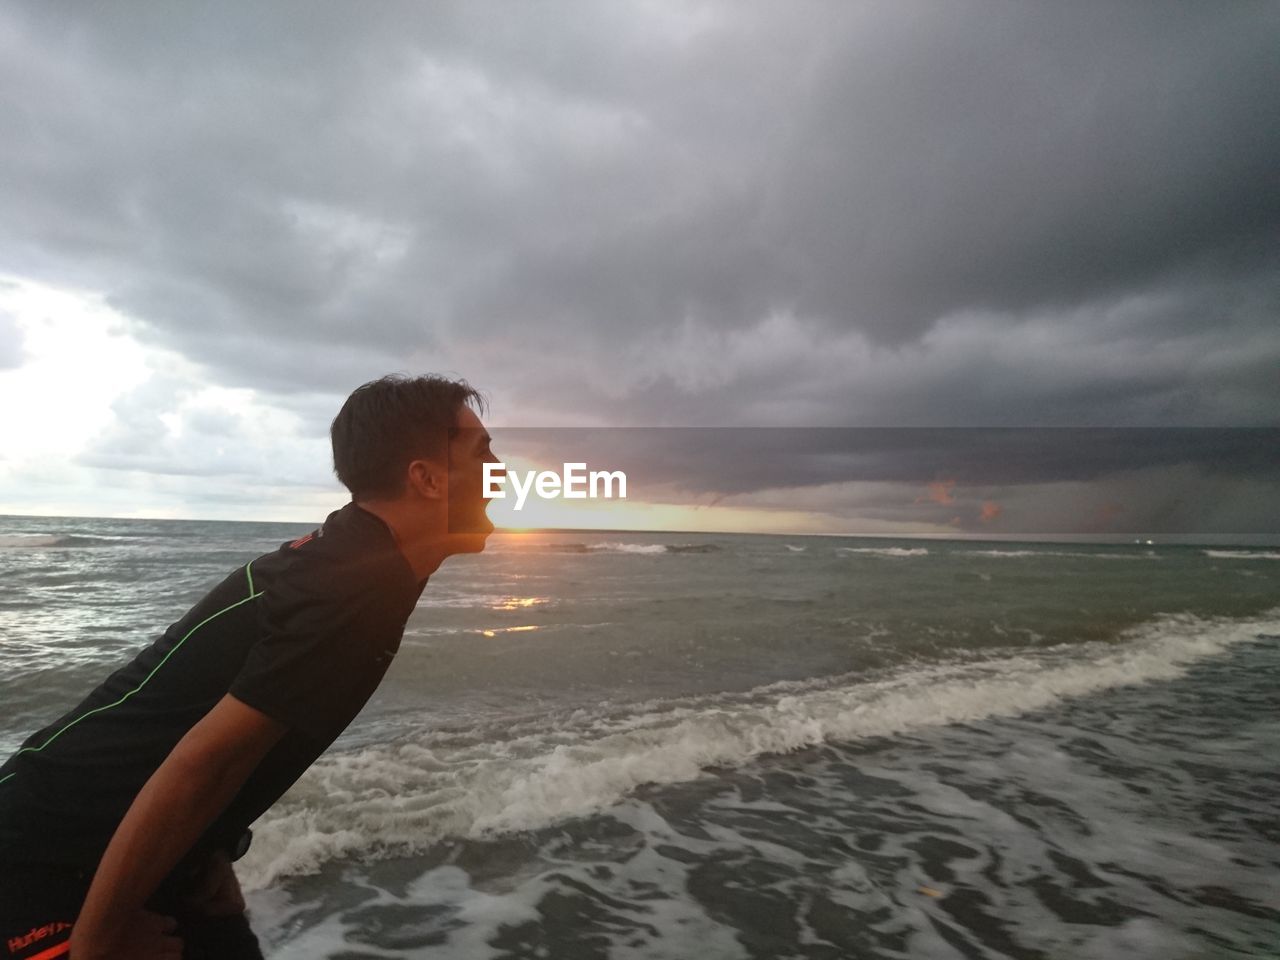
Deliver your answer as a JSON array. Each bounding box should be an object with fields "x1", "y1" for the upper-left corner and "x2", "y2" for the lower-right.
[{"x1": 331, "y1": 374, "x2": 498, "y2": 555}]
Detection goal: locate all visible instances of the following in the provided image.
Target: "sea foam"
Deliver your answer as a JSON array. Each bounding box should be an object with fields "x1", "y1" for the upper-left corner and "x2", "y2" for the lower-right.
[
  {"x1": 836, "y1": 546, "x2": 929, "y2": 558},
  {"x1": 1204, "y1": 549, "x2": 1280, "y2": 560},
  {"x1": 235, "y1": 609, "x2": 1278, "y2": 890}
]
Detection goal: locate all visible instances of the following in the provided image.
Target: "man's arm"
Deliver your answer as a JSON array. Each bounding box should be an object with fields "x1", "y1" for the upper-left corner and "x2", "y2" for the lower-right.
[{"x1": 69, "y1": 694, "x2": 287, "y2": 960}]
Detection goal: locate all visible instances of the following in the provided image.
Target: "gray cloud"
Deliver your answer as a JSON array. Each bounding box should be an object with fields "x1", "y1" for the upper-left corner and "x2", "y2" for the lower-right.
[
  {"x1": 490, "y1": 426, "x2": 1278, "y2": 507},
  {"x1": 76, "y1": 371, "x2": 333, "y2": 486},
  {"x1": 477, "y1": 426, "x2": 1280, "y2": 535},
  {"x1": 0, "y1": 309, "x2": 23, "y2": 369},
  {"x1": 1, "y1": 0, "x2": 1277, "y2": 436}
]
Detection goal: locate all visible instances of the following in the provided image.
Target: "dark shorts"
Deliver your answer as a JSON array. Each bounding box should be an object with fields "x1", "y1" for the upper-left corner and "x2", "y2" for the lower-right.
[{"x1": 0, "y1": 864, "x2": 265, "y2": 960}]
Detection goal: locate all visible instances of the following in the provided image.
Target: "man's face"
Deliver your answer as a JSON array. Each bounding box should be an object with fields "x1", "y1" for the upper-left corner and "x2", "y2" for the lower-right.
[{"x1": 445, "y1": 405, "x2": 501, "y2": 552}]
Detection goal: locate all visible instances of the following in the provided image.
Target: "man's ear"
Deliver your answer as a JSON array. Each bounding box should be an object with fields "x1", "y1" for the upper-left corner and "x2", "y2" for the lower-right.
[{"x1": 405, "y1": 459, "x2": 446, "y2": 500}]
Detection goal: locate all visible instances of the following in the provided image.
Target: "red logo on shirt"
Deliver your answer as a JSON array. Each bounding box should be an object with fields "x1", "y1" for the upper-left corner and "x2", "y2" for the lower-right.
[
  {"x1": 7, "y1": 920, "x2": 72, "y2": 955},
  {"x1": 289, "y1": 532, "x2": 316, "y2": 549}
]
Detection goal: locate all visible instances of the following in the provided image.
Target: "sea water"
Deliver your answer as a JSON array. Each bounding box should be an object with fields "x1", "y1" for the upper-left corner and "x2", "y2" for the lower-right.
[{"x1": 0, "y1": 515, "x2": 1276, "y2": 958}]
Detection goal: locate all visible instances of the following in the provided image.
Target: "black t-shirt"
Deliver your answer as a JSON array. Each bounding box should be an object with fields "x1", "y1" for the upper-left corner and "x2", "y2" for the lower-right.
[{"x1": 0, "y1": 502, "x2": 425, "y2": 883}]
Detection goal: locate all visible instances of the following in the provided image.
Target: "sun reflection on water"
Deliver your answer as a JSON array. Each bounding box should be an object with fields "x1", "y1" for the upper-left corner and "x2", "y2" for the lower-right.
[
  {"x1": 479, "y1": 625, "x2": 541, "y2": 638},
  {"x1": 489, "y1": 596, "x2": 550, "y2": 611}
]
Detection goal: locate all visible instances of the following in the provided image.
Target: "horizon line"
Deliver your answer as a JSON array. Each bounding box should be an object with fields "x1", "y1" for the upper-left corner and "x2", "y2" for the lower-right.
[{"x1": 0, "y1": 511, "x2": 1277, "y2": 547}]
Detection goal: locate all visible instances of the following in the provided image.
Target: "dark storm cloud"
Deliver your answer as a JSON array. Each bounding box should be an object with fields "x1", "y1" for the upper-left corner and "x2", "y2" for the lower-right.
[
  {"x1": 495, "y1": 427, "x2": 1280, "y2": 489},
  {"x1": 1, "y1": 0, "x2": 1277, "y2": 428},
  {"x1": 483, "y1": 427, "x2": 1280, "y2": 535}
]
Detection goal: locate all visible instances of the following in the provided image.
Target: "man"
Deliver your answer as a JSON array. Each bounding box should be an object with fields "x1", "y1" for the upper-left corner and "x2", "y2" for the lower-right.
[{"x1": 0, "y1": 374, "x2": 499, "y2": 959}]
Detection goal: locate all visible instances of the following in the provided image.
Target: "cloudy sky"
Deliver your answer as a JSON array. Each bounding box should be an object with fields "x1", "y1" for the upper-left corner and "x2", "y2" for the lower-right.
[{"x1": 0, "y1": 1, "x2": 1276, "y2": 535}]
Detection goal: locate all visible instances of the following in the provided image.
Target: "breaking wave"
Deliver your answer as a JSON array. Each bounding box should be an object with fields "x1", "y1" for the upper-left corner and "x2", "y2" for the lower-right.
[
  {"x1": 534, "y1": 541, "x2": 720, "y2": 556},
  {"x1": 237, "y1": 609, "x2": 1277, "y2": 890},
  {"x1": 836, "y1": 546, "x2": 929, "y2": 558}
]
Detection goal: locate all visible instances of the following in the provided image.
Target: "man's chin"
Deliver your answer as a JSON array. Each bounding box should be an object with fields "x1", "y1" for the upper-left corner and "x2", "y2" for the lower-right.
[
  {"x1": 453, "y1": 532, "x2": 490, "y2": 554},
  {"x1": 446, "y1": 521, "x2": 494, "y2": 554}
]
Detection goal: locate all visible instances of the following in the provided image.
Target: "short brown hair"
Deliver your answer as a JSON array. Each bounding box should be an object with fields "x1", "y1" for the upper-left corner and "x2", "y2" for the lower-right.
[{"x1": 330, "y1": 374, "x2": 485, "y2": 499}]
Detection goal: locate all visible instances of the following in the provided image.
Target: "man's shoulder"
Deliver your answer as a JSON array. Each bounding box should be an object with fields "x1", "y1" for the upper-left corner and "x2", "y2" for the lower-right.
[{"x1": 251, "y1": 504, "x2": 413, "y2": 604}]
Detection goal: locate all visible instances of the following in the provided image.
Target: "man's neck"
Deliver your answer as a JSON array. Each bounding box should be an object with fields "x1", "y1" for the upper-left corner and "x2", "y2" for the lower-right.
[{"x1": 353, "y1": 500, "x2": 449, "y2": 581}]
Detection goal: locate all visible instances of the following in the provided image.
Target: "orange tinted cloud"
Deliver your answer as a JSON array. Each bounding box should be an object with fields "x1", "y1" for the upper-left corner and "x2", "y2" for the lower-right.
[
  {"x1": 979, "y1": 501, "x2": 1003, "y2": 523},
  {"x1": 915, "y1": 479, "x2": 956, "y2": 505}
]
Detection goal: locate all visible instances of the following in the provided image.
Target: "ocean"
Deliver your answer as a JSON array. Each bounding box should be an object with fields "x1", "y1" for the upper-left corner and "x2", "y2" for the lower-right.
[{"x1": 0, "y1": 514, "x2": 1277, "y2": 959}]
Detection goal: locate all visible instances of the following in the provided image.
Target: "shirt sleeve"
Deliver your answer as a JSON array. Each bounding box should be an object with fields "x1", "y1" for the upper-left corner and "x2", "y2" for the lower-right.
[{"x1": 229, "y1": 557, "x2": 398, "y2": 744}]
